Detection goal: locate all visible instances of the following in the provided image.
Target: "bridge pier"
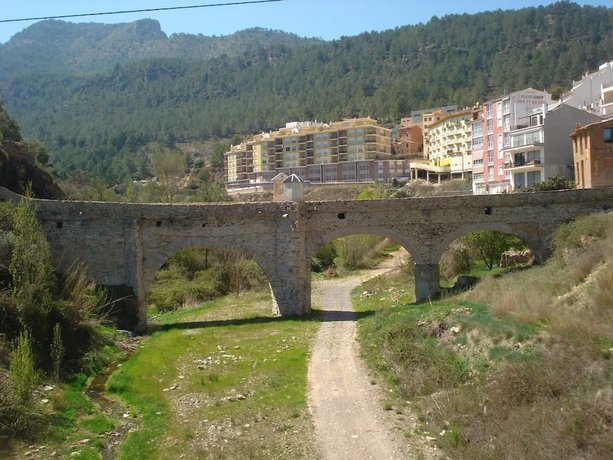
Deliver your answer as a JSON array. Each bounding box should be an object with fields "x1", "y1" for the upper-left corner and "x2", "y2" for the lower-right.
[{"x1": 414, "y1": 263, "x2": 441, "y2": 302}]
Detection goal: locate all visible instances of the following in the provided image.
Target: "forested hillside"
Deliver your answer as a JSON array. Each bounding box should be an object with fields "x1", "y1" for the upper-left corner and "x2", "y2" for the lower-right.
[{"x1": 0, "y1": 1, "x2": 611, "y2": 184}]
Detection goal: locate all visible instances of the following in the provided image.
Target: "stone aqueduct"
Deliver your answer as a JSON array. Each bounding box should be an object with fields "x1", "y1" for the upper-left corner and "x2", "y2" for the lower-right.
[{"x1": 2, "y1": 186, "x2": 613, "y2": 333}]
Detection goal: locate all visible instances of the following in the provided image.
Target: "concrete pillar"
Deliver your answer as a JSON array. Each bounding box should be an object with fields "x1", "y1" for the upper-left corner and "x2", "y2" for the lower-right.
[{"x1": 414, "y1": 263, "x2": 440, "y2": 302}]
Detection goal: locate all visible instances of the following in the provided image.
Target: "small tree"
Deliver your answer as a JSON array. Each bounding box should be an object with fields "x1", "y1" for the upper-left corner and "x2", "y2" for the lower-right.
[
  {"x1": 51, "y1": 323, "x2": 64, "y2": 381},
  {"x1": 8, "y1": 196, "x2": 53, "y2": 310},
  {"x1": 9, "y1": 330, "x2": 39, "y2": 403},
  {"x1": 462, "y1": 230, "x2": 525, "y2": 270},
  {"x1": 150, "y1": 147, "x2": 187, "y2": 203}
]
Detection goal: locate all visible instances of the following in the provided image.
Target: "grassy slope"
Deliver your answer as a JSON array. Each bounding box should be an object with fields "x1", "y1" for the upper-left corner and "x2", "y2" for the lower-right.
[
  {"x1": 108, "y1": 290, "x2": 320, "y2": 459},
  {"x1": 354, "y1": 213, "x2": 613, "y2": 459}
]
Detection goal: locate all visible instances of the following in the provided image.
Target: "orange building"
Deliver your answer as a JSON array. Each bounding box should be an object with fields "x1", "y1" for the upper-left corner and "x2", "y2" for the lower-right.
[
  {"x1": 571, "y1": 119, "x2": 613, "y2": 188},
  {"x1": 395, "y1": 118, "x2": 422, "y2": 156}
]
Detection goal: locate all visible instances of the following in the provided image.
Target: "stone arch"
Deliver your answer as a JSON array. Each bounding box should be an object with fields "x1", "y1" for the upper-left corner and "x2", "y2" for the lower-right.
[
  {"x1": 142, "y1": 239, "x2": 274, "y2": 297},
  {"x1": 306, "y1": 226, "x2": 425, "y2": 265},
  {"x1": 432, "y1": 222, "x2": 544, "y2": 267},
  {"x1": 139, "y1": 236, "x2": 280, "y2": 321}
]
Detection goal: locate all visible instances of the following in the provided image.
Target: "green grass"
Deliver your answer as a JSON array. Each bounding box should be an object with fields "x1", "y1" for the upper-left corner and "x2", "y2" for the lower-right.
[
  {"x1": 108, "y1": 290, "x2": 320, "y2": 459},
  {"x1": 352, "y1": 213, "x2": 613, "y2": 459}
]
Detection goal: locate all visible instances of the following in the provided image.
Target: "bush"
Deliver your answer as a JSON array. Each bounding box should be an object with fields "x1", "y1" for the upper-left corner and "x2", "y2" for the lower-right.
[
  {"x1": 383, "y1": 323, "x2": 470, "y2": 397},
  {"x1": 0, "y1": 377, "x2": 46, "y2": 440},
  {"x1": 8, "y1": 330, "x2": 39, "y2": 403},
  {"x1": 311, "y1": 242, "x2": 337, "y2": 272},
  {"x1": 525, "y1": 175, "x2": 575, "y2": 192},
  {"x1": 149, "y1": 273, "x2": 222, "y2": 312},
  {"x1": 334, "y1": 234, "x2": 384, "y2": 271}
]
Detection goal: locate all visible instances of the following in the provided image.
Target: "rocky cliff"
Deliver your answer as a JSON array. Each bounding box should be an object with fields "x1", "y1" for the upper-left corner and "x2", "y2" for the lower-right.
[{"x1": 0, "y1": 140, "x2": 64, "y2": 199}]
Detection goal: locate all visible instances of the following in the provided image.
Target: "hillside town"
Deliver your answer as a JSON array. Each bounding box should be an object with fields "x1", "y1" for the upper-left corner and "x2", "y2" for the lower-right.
[{"x1": 224, "y1": 59, "x2": 613, "y2": 195}]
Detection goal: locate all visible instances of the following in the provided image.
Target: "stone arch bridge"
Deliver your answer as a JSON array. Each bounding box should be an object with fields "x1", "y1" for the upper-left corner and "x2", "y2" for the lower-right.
[{"x1": 2, "y1": 186, "x2": 612, "y2": 333}]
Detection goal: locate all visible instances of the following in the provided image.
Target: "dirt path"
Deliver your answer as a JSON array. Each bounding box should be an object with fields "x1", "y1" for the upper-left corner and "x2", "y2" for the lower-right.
[{"x1": 308, "y1": 255, "x2": 439, "y2": 459}]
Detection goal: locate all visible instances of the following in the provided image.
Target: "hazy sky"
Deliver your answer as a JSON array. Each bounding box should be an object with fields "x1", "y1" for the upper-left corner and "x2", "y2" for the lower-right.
[{"x1": 0, "y1": 0, "x2": 611, "y2": 44}]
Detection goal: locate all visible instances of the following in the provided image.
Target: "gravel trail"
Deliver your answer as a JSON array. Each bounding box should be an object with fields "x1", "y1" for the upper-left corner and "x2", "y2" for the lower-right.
[{"x1": 307, "y1": 267, "x2": 412, "y2": 460}]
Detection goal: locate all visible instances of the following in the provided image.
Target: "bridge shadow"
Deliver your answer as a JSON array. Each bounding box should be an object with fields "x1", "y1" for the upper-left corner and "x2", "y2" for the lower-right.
[{"x1": 148, "y1": 309, "x2": 375, "y2": 334}]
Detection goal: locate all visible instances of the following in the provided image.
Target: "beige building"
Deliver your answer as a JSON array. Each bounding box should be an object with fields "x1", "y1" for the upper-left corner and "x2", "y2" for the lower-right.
[
  {"x1": 571, "y1": 119, "x2": 613, "y2": 188},
  {"x1": 408, "y1": 110, "x2": 472, "y2": 182},
  {"x1": 422, "y1": 109, "x2": 452, "y2": 159},
  {"x1": 224, "y1": 118, "x2": 393, "y2": 187}
]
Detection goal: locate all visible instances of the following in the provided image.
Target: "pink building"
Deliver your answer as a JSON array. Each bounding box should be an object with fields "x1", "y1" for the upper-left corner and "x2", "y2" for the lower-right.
[{"x1": 471, "y1": 88, "x2": 553, "y2": 194}]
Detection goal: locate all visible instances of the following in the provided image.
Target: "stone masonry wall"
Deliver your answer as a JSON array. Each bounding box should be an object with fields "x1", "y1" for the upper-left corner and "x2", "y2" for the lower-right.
[{"x1": 2, "y1": 186, "x2": 613, "y2": 332}]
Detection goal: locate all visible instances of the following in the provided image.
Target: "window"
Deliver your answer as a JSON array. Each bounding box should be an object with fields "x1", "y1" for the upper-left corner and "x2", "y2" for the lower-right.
[
  {"x1": 605, "y1": 127, "x2": 613, "y2": 143},
  {"x1": 503, "y1": 99, "x2": 510, "y2": 114}
]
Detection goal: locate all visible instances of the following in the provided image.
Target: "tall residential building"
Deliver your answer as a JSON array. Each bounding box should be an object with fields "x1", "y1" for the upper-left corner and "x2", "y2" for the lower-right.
[
  {"x1": 224, "y1": 118, "x2": 393, "y2": 188},
  {"x1": 571, "y1": 118, "x2": 613, "y2": 188},
  {"x1": 562, "y1": 60, "x2": 613, "y2": 118},
  {"x1": 502, "y1": 103, "x2": 600, "y2": 190},
  {"x1": 409, "y1": 110, "x2": 472, "y2": 182},
  {"x1": 422, "y1": 109, "x2": 455, "y2": 159},
  {"x1": 427, "y1": 110, "x2": 472, "y2": 179},
  {"x1": 471, "y1": 88, "x2": 554, "y2": 194}
]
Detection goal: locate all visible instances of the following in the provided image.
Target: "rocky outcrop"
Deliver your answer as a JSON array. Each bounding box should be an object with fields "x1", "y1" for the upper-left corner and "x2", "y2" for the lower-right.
[
  {"x1": 0, "y1": 141, "x2": 64, "y2": 200},
  {"x1": 499, "y1": 249, "x2": 534, "y2": 269}
]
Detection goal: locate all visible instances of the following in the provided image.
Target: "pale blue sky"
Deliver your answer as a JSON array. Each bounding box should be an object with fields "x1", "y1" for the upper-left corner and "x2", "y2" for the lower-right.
[{"x1": 0, "y1": 0, "x2": 611, "y2": 44}]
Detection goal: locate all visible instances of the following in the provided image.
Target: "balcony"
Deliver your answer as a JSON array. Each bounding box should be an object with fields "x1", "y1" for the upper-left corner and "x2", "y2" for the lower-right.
[{"x1": 504, "y1": 158, "x2": 543, "y2": 173}]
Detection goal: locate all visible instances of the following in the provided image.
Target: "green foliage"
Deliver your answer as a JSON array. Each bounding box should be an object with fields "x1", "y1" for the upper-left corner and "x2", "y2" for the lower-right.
[
  {"x1": 8, "y1": 330, "x2": 39, "y2": 403},
  {"x1": 148, "y1": 247, "x2": 267, "y2": 312},
  {"x1": 0, "y1": 101, "x2": 22, "y2": 141},
  {"x1": 334, "y1": 234, "x2": 385, "y2": 271},
  {"x1": 0, "y1": 376, "x2": 45, "y2": 440},
  {"x1": 51, "y1": 322, "x2": 64, "y2": 381},
  {"x1": 383, "y1": 321, "x2": 470, "y2": 397},
  {"x1": 553, "y1": 212, "x2": 613, "y2": 250},
  {"x1": 8, "y1": 197, "x2": 54, "y2": 309},
  {"x1": 462, "y1": 230, "x2": 526, "y2": 270},
  {"x1": 22, "y1": 138, "x2": 50, "y2": 167},
  {"x1": 150, "y1": 146, "x2": 187, "y2": 203},
  {"x1": 356, "y1": 184, "x2": 390, "y2": 200},
  {"x1": 525, "y1": 175, "x2": 575, "y2": 192},
  {"x1": 311, "y1": 242, "x2": 337, "y2": 273}
]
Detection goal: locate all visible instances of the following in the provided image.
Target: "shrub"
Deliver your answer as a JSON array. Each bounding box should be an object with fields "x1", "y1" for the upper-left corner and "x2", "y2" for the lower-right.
[
  {"x1": 0, "y1": 377, "x2": 46, "y2": 440},
  {"x1": 378, "y1": 321, "x2": 469, "y2": 398},
  {"x1": 334, "y1": 234, "x2": 384, "y2": 270},
  {"x1": 9, "y1": 330, "x2": 39, "y2": 404},
  {"x1": 311, "y1": 242, "x2": 337, "y2": 272}
]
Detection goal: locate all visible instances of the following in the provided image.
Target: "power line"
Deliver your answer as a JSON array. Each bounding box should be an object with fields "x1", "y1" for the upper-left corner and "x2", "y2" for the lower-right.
[{"x1": 0, "y1": 0, "x2": 283, "y2": 24}]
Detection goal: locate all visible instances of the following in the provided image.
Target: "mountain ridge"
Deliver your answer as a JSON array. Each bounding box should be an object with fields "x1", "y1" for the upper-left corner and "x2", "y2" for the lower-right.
[
  {"x1": 0, "y1": 19, "x2": 321, "y2": 77},
  {"x1": 0, "y1": 2, "x2": 611, "y2": 183}
]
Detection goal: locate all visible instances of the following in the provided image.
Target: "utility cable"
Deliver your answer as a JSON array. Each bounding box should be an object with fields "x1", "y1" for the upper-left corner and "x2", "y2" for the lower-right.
[{"x1": 0, "y1": 0, "x2": 283, "y2": 24}]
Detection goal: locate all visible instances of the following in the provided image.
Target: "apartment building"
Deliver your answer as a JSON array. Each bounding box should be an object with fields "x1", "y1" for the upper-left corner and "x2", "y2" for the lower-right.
[
  {"x1": 471, "y1": 88, "x2": 554, "y2": 194},
  {"x1": 224, "y1": 118, "x2": 393, "y2": 188},
  {"x1": 395, "y1": 117, "x2": 423, "y2": 156},
  {"x1": 562, "y1": 60, "x2": 613, "y2": 118},
  {"x1": 408, "y1": 110, "x2": 472, "y2": 182},
  {"x1": 502, "y1": 103, "x2": 600, "y2": 190},
  {"x1": 427, "y1": 110, "x2": 473, "y2": 179},
  {"x1": 571, "y1": 118, "x2": 613, "y2": 188}
]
